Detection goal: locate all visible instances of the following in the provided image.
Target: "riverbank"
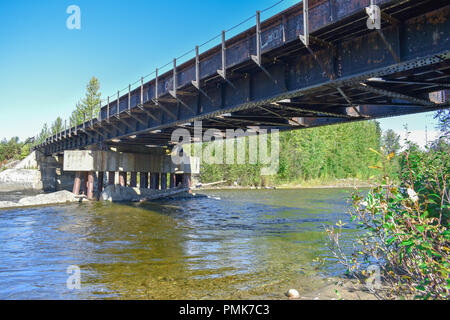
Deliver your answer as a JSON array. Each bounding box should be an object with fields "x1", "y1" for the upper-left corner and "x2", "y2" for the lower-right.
[
  {"x1": 296, "y1": 277, "x2": 378, "y2": 300},
  {"x1": 196, "y1": 178, "x2": 375, "y2": 191},
  {"x1": 0, "y1": 187, "x2": 205, "y2": 210}
]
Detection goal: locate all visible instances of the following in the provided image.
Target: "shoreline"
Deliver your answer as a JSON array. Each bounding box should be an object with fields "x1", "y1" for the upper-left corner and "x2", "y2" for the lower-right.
[
  {"x1": 0, "y1": 187, "x2": 204, "y2": 210},
  {"x1": 195, "y1": 178, "x2": 375, "y2": 191},
  {"x1": 296, "y1": 277, "x2": 378, "y2": 300}
]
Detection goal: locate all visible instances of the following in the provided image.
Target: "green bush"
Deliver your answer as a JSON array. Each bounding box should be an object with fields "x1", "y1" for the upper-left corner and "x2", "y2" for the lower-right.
[
  {"x1": 327, "y1": 148, "x2": 449, "y2": 300},
  {"x1": 399, "y1": 141, "x2": 450, "y2": 223}
]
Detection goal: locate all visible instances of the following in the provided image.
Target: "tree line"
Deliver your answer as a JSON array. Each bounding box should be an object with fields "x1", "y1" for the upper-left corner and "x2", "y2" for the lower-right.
[
  {"x1": 200, "y1": 120, "x2": 384, "y2": 186},
  {"x1": 0, "y1": 137, "x2": 32, "y2": 167}
]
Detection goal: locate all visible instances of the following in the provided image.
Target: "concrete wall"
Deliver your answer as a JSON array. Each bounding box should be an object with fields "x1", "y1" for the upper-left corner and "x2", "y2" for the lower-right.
[
  {"x1": 63, "y1": 150, "x2": 200, "y2": 174},
  {"x1": 0, "y1": 151, "x2": 60, "y2": 192}
]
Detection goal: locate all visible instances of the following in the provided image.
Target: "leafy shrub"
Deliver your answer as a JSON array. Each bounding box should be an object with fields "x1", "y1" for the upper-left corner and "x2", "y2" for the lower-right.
[{"x1": 327, "y1": 148, "x2": 449, "y2": 300}]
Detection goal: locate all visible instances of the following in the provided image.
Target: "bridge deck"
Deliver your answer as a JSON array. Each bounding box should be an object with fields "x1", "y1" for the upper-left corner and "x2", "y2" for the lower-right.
[{"x1": 37, "y1": 0, "x2": 450, "y2": 154}]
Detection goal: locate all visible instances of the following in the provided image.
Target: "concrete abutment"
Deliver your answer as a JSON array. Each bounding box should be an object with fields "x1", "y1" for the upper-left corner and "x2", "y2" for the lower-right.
[{"x1": 63, "y1": 150, "x2": 199, "y2": 200}]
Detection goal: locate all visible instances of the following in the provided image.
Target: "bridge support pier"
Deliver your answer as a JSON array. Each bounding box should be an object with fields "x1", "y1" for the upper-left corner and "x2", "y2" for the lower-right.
[
  {"x1": 73, "y1": 172, "x2": 81, "y2": 195},
  {"x1": 150, "y1": 172, "x2": 158, "y2": 190},
  {"x1": 170, "y1": 174, "x2": 176, "y2": 189},
  {"x1": 82, "y1": 172, "x2": 89, "y2": 195},
  {"x1": 130, "y1": 172, "x2": 137, "y2": 188},
  {"x1": 119, "y1": 172, "x2": 127, "y2": 187},
  {"x1": 63, "y1": 150, "x2": 200, "y2": 200},
  {"x1": 140, "y1": 172, "x2": 148, "y2": 189},
  {"x1": 87, "y1": 171, "x2": 95, "y2": 200},
  {"x1": 183, "y1": 174, "x2": 192, "y2": 190},
  {"x1": 161, "y1": 173, "x2": 167, "y2": 190},
  {"x1": 155, "y1": 173, "x2": 160, "y2": 190},
  {"x1": 98, "y1": 171, "x2": 104, "y2": 197},
  {"x1": 108, "y1": 171, "x2": 115, "y2": 185},
  {"x1": 175, "y1": 174, "x2": 183, "y2": 187}
]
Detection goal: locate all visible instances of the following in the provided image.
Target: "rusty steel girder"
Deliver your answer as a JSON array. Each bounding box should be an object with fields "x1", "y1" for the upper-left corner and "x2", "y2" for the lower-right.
[{"x1": 38, "y1": 0, "x2": 450, "y2": 155}]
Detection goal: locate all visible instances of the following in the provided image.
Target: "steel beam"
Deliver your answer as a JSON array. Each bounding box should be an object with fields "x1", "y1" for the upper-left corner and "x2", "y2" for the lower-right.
[{"x1": 37, "y1": 1, "x2": 450, "y2": 155}]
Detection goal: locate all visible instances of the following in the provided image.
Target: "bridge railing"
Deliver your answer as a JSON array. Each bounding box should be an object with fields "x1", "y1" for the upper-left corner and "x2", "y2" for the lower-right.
[{"x1": 36, "y1": 0, "x2": 399, "y2": 149}]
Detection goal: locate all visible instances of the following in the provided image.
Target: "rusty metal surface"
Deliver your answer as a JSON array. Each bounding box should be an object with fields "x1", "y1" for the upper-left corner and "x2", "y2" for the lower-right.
[
  {"x1": 100, "y1": 0, "x2": 389, "y2": 118},
  {"x1": 38, "y1": 0, "x2": 450, "y2": 154},
  {"x1": 96, "y1": 0, "x2": 395, "y2": 118}
]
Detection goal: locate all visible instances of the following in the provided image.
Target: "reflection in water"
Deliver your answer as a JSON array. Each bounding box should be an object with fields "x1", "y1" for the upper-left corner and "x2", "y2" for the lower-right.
[{"x1": 0, "y1": 188, "x2": 360, "y2": 299}]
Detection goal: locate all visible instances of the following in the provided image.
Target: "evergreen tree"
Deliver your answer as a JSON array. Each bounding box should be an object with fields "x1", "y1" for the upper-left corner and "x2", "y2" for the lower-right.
[
  {"x1": 382, "y1": 129, "x2": 401, "y2": 154},
  {"x1": 70, "y1": 77, "x2": 102, "y2": 125},
  {"x1": 51, "y1": 117, "x2": 63, "y2": 135},
  {"x1": 37, "y1": 123, "x2": 49, "y2": 144}
]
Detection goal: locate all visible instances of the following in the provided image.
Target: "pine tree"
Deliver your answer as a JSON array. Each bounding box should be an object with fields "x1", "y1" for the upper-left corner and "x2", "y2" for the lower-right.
[
  {"x1": 382, "y1": 129, "x2": 401, "y2": 154},
  {"x1": 51, "y1": 117, "x2": 63, "y2": 135},
  {"x1": 70, "y1": 77, "x2": 102, "y2": 125}
]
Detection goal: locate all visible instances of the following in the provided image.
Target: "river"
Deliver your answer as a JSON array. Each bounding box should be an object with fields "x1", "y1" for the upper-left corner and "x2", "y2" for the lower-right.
[{"x1": 0, "y1": 188, "x2": 361, "y2": 299}]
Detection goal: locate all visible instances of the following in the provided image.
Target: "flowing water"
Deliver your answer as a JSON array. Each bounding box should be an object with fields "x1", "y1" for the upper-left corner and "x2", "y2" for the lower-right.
[{"x1": 0, "y1": 188, "x2": 361, "y2": 300}]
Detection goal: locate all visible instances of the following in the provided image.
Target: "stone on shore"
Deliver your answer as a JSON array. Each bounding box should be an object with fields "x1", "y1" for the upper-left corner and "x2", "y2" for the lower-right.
[
  {"x1": 287, "y1": 289, "x2": 300, "y2": 299},
  {"x1": 0, "y1": 201, "x2": 19, "y2": 209},
  {"x1": 0, "y1": 190, "x2": 83, "y2": 209}
]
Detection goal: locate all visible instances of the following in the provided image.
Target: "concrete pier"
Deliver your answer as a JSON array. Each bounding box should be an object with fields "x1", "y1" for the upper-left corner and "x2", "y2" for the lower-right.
[
  {"x1": 150, "y1": 173, "x2": 158, "y2": 190},
  {"x1": 161, "y1": 173, "x2": 167, "y2": 190},
  {"x1": 82, "y1": 172, "x2": 88, "y2": 195},
  {"x1": 98, "y1": 171, "x2": 104, "y2": 196},
  {"x1": 87, "y1": 172, "x2": 95, "y2": 200},
  {"x1": 73, "y1": 172, "x2": 81, "y2": 195},
  {"x1": 119, "y1": 172, "x2": 127, "y2": 187},
  {"x1": 130, "y1": 172, "x2": 137, "y2": 188},
  {"x1": 175, "y1": 174, "x2": 183, "y2": 187},
  {"x1": 63, "y1": 150, "x2": 199, "y2": 201},
  {"x1": 183, "y1": 174, "x2": 192, "y2": 189},
  {"x1": 108, "y1": 171, "x2": 115, "y2": 185},
  {"x1": 155, "y1": 173, "x2": 160, "y2": 190},
  {"x1": 170, "y1": 174, "x2": 176, "y2": 189},
  {"x1": 140, "y1": 172, "x2": 148, "y2": 189}
]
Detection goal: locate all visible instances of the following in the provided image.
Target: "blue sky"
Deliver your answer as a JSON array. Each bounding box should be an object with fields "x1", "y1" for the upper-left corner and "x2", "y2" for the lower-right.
[{"x1": 0, "y1": 0, "x2": 440, "y2": 146}]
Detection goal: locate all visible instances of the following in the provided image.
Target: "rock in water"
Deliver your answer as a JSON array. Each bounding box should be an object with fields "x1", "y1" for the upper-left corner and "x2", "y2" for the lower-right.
[
  {"x1": 0, "y1": 190, "x2": 82, "y2": 209},
  {"x1": 287, "y1": 289, "x2": 300, "y2": 299}
]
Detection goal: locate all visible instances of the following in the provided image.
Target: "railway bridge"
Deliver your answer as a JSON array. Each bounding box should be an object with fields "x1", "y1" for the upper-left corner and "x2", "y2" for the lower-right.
[{"x1": 34, "y1": 0, "x2": 450, "y2": 199}]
